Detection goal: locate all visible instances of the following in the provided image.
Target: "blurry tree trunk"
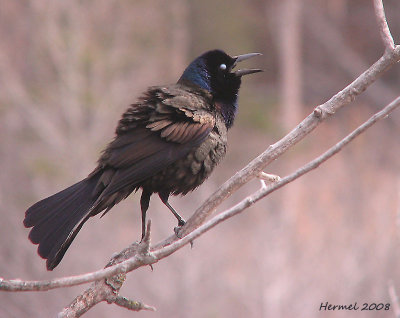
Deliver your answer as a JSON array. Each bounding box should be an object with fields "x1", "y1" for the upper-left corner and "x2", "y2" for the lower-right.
[
  {"x1": 280, "y1": 0, "x2": 303, "y2": 130},
  {"x1": 168, "y1": 0, "x2": 190, "y2": 78},
  {"x1": 261, "y1": 1, "x2": 304, "y2": 316},
  {"x1": 278, "y1": 0, "x2": 304, "y2": 229},
  {"x1": 304, "y1": 4, "x2": 398, "y2": 107},
  {"x1": 328, "y1": 0, "x2": 348, "y2": 22}
]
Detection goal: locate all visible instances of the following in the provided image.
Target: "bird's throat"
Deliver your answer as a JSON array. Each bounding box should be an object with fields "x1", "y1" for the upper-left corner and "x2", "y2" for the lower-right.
[{"x1": 215, "y1": 100, "x2": 238, "y2": 129}]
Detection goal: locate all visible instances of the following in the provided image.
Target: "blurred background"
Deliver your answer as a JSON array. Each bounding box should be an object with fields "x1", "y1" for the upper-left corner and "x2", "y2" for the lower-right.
[{"x1": 1, "y1": 0, "x2": 400, "y2": 317}]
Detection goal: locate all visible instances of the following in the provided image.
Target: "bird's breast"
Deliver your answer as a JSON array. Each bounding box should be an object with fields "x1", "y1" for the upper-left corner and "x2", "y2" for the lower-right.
[{"x1": 142, "y1": 118, "x2": 228, "y2": 195}]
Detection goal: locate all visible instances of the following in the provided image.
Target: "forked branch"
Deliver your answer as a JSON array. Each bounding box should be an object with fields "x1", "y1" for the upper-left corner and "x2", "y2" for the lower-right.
[{"x1": 1, "y1": 52, "x2": 400, "y2": 294}]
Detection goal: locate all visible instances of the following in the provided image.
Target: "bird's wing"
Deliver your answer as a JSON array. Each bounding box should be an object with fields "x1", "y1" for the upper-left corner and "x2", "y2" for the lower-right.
[{"x1": 91, "y1": 86, "x2": 215, "y2": 201}]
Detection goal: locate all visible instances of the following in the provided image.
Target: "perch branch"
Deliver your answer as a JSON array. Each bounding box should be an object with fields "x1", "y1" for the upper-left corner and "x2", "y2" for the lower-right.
[
  {"x1": 1, "y1": 95, "x2": 399, "y2": 294},
  {"x1": 152, "y1": 95, "x2": 400, "y2": 259},
  {"x1": 57, "y1": 221, "x2": 155, "y2": 317}
]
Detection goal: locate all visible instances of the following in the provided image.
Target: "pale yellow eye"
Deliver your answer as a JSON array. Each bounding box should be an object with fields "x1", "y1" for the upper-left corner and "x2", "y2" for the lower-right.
[{"x1": 219, "y1": 63, "x2": 227, "y2": 70}]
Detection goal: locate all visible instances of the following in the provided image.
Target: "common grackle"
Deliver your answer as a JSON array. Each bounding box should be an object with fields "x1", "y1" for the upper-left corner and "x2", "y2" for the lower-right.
[{"x1": 24, "y1": 49, "x2": 262, "y2": 270}]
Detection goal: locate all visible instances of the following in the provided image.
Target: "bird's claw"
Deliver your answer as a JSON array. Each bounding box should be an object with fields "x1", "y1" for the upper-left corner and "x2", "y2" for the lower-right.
[
  {"x1": 173, "y1": 223, "x2": 194, "y2": 248},
  {"x1": 174, "y1": 218, "x2": 186, "y2": 237},
  {"x1": 174, "y1": 225, "x2": 183, "y2": 238}
]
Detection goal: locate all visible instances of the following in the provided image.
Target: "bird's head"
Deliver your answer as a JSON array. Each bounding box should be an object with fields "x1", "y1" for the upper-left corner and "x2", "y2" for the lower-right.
[{"x1": 178, "y1": 49, "x2": 262, "y2": 128}]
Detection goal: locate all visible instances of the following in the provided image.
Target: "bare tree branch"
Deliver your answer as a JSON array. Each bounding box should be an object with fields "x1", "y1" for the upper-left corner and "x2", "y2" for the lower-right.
[
  {"x1": 0, "y1": 255, "x2": 147, "y2": 292},
  {"x1": 113, "y1": 296, "x2": 156, "y2": 312},
  {"x1": 373, "y1": 0, "x2": 395, "y2": 52},
  {"x1": 58, "y1": 222, "x2": 155, "y2": 317},
  {"x1": 55, "y1": 93, "x2": 400, "y2": 300},
  {"x1": 0, "y1": 223, "x2": 155, "y2": 292},
  {"x1": 153, "y1": 95, "x2": 400, "y2": 259},
  {"x1": 389, "y1": 281, "x2": 400, "y2": 318},
  {"x1": 53, "y1": 89, "x2": 400, "y2": 316},
  {"x1": 2, "y1": 93, "x2": 400, "y2": 295}
]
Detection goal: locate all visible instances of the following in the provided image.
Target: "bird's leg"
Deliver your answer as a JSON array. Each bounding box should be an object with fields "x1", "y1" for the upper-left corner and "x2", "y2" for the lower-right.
[
  {"x1": 158, "y1": 191, "x2": 185, "y2": 226},
  {"x1": 140, "y1": 190, "x2": 151, "y2": 241}
]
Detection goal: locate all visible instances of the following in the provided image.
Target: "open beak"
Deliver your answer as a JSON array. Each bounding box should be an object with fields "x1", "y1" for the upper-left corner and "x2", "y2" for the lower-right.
[{"x1": 232, "y1": 53, "x2": 263, "y2": 77}]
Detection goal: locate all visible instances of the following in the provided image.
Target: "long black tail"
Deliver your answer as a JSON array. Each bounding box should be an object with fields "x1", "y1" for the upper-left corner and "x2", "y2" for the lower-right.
[{"x1": 24, "y1": 174, "x2": 101, "y2": 270}]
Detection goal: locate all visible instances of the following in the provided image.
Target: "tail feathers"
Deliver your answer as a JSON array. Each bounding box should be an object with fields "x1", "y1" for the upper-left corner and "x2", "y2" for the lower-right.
[{"x1": 24, "y1": 175, "x2": 101, "y2": 270}]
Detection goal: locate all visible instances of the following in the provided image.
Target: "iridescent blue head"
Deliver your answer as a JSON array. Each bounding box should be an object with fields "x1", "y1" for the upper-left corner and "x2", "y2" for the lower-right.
[{"x1": 178, "y1": 49, "x2": 262, "y2": 128}]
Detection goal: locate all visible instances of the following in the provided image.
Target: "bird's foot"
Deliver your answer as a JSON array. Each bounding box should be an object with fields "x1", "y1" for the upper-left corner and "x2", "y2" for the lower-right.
[
  {"x1": 174, "y1": 219, "x2": 186, "y2": 238},
  {"x1": 174, "y1": 221, "x2": 194, "y2": 248},
  {"x1": 138, "y1": 221, "x2": 152, "y2": 249}
]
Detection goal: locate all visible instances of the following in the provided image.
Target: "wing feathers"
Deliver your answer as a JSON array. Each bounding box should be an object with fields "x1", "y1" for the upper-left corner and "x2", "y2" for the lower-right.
[{"x1": 94, "y1": 85, "x2": 215, "y2": 203}]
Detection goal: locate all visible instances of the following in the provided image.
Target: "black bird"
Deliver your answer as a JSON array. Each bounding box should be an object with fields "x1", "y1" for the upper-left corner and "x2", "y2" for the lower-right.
[{"x1": 24, "y1": 49, "x2": 262, "y2": 270}]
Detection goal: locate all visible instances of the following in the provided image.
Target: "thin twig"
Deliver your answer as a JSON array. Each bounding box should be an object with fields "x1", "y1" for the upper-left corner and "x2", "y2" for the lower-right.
[
  {"x1": 373, "y1": 0, "x2": 395, "y2": 52},
  {"x1": 389, "y1": 281, "x2": 400, "y2": 318},
  {"x1": 0, "y1": 223, "x2": 155, "y2": 292},
  {"x1": 113, "y1": 296, "x2": 156, "y2": 312},
  {"x1": 0, "y1": 256, "x2": 145, "y2": 292},
  {"x1": 258, "y1": 172, "x2": 281, "y2": 183}
]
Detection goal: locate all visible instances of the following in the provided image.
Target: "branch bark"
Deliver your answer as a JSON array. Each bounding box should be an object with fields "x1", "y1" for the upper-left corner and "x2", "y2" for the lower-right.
[{"x1": 57, "y1": 222, "x2": 156, "y2": 317}]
